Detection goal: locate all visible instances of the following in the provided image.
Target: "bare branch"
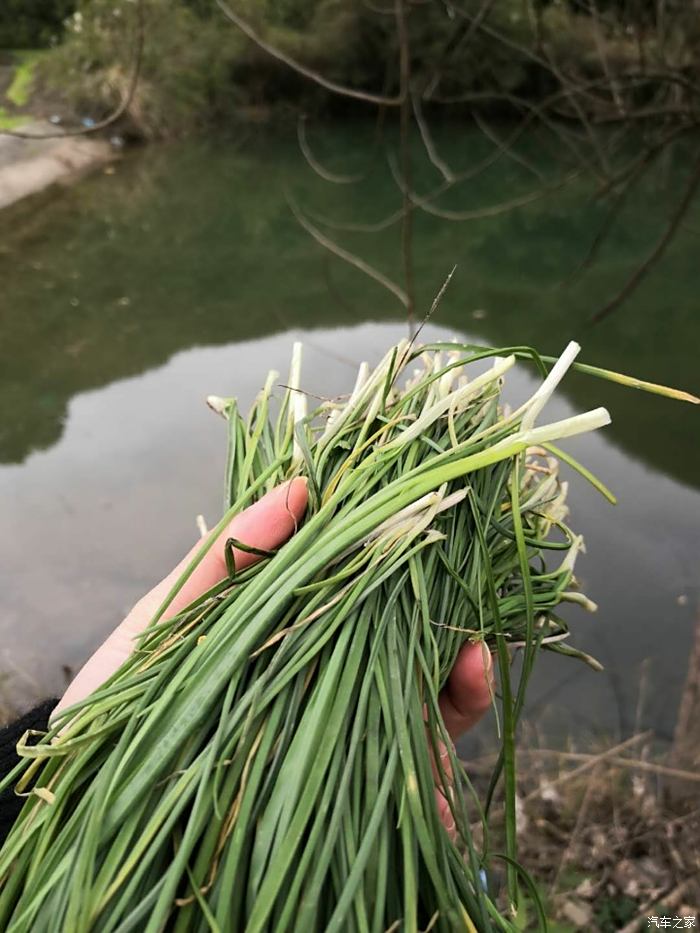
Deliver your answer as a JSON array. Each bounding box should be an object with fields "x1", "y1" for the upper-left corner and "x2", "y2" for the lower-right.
[
  {"x1": 305, "y1": 203, "x2": 405, "y2": 235},
  {"x1": 411, "y1": 92, "x2": 455, "y2": 183},
  {"x1": 297, "y1": 116, "x2": 363, "y2": 184},
  {"x1": 301, "y1": 111, "x2": 560, "y2": 235},
  {"x1": 287, "y1": 195, "x2": 409, "y2": 308},
  {"x1": 430, "y1": 88, "x2": 601, "y2": 174},
  {"x1": 587, "y1": 0, "x2": 626, "y2": 118},
  {"x1": 591, "y1": 153, "x2": 700, "y2": 324},
  {"x1": 389, "y1": 152, "x2": 581, "y2": 222},
  {"x1": 395, "y1": 0, "x2": 415, "y2": 328},
  {"x1": 422, "y1": 0, "x2": 497, "y2": 101},
  {"x1": 565, "y1": 126, "x2": 689, "y2": 284},
  {"x1": 215, "y1": 0, "x2": 402, "y2": 107},
  {"x1": 471, "y1": 109, "x2": 545, "y2": 183}
]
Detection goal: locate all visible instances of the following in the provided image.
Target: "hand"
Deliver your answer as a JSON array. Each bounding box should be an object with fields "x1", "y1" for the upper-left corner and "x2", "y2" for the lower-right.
[
  {"x1": 434, "y1": 642, "x2": 494, "y2": 840},
  {"x1": 53, "y1": 477, "x2": 493, "y2": 837},
  {"x1": 54, "y1": 478, "x2": 309, "y2": 719}
]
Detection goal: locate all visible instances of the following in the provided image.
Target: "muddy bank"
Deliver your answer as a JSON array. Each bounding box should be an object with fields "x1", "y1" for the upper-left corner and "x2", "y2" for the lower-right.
[{"x1": 0, "y1": 123, "x2": 113, "y2": 209}]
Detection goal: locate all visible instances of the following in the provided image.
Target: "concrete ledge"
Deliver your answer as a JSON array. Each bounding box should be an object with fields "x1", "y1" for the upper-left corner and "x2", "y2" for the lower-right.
[{"x1": 0, "y1": 123, "x2": 114, "y2": 210}]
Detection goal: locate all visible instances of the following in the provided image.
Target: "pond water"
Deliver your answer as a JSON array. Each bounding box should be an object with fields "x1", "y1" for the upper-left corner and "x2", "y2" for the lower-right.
[{"x1": 0, "y1": 125, "x2": 698, "y2": 742}]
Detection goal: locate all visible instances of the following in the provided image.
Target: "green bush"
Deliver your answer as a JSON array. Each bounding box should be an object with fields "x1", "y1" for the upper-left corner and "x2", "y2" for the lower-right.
[
  {"x1": 32, "y1": 0, "x2": 700, "y2": 137},
  {"x1": 40, "y1": 0, "x2": 241, "y2": 138}
]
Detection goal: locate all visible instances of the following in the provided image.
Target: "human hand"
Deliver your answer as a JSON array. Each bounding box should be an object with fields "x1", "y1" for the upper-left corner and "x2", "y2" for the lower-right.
[
  {"x1": 53, "y1": 476, "x2": 493, "y2": 838},
  {"x1": 53, "y1": 478, "x2": 309, "y2": 719},
  {"x1": 434, "y1": 642, "x2": 494, "y2": 840}
]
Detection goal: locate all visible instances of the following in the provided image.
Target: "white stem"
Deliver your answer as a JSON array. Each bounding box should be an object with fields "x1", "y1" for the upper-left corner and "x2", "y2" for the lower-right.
[
  {"x1": 559, "y1": 533, "x2": 585, "y2": 575},
  {"x1": 521, "y1": 340, "x2": 581, "y2": 432},
  {"x1": 288, "y1": 341, "x2": 303, "y2": 392},
  {"x1": 561, "y1": 591, "x2": 598, "y2": 612},
  {"x1": 350, "y1": 361, "x2": 370, "y2": 403},
  {"x1": 500, "y1": 407, "x2": 611, "y2": 453},
  {"x1": 287, "y1": 343, "x2": 306, "y2": 465},
  {"x1": 509, "y1": 632, "x2": 571, "y2": 648},
  {"x1": 386, "y1": 355, "x2": 515, "y2": 449},
  {"x1": 320, "y1": 341, "x2": 407, "y2": 446},
  {"x1": 206, "y1": 394, "x2": 229, "y2": 417},
  {"x1": 365, "y1": 486, "x2": 468, "y2": 543}
]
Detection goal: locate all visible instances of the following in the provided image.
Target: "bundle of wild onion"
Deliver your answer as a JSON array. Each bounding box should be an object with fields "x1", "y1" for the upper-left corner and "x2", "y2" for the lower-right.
[{"x1": 0, "y1": 339, "x2": 690, "y2": 932}]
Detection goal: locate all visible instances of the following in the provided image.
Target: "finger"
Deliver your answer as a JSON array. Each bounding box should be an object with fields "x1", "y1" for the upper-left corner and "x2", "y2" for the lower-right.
[
  {"x1": 435, "y1": 788, "x2": 457, "y2": 842},
  {"x1": 147, "y1": 477, "x2": 308, "y2": 622},
  {"x1": 438, "y1": 642, "x2": 494, "y2": 741},
  {"x1": 430, "y1": 737, "x2": 457, "y2": 839},
  {"x1": 424, "y1": 706, "x2": 456, "y2": 837},
  {"x1": 54, "y1": 478, "x2": 308, "y2": 716}
]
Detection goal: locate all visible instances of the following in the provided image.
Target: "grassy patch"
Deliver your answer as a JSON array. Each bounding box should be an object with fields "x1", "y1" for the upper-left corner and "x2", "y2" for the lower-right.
[
  {"x1": 0, "y1": 105, "x2": 25, "y2": 129},
  {"x1": 5, "y1": 50, "x2": 42, "y2": 108}
]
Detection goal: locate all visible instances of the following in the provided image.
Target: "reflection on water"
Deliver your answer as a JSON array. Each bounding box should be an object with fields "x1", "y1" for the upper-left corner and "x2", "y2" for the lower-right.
[
  {"x1": 1, "y1": 131, "x2": 699, "y2": 483},
  {"x1": 0, "y1": 322, "x2": 696, "y2": 740},
  {"x1": 0, "y1": 129, "x2": 698, "y2": 733}
]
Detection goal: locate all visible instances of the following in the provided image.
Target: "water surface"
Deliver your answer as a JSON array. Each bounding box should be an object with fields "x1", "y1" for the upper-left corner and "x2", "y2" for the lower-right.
[{"x1": 0, "y1": 127, "x2": 698, "y2": 739}]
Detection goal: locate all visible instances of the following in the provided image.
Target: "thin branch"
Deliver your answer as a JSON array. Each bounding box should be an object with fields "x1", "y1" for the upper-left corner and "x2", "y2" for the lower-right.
[
  {"x1": 301, "y1": 110, "x2": 561, "y2": 236},
  {"x1": 520, "y1": 731, "x2": 653, "y2": 803},
  {"x1": 563, "y1": 126, "x2": 687, "y2": 285},
  {"x1": 305, "y1": 202, "x2": 406, "y2": 235},
  {"x1": 287, "y1": 195, "x2": 409, "y2": 308},
  {"x1": 389, "y1": 152, "x2": 580, "y2": 222},
  {"x1": 433, "y1": 71, "x2": 700, "y2": 115},
  {"x1": 565, "y1": 185, "x2": 633, "y2": 286},
  {"x1": 431, "y1": 87, "x2": 602, "y2": 174},
  {"x1": 446, "y1": 0, "x2": 614, "y2": 179},
  {"x1": 587, "y1": 0, "x2": 626, "y2": 118},
  {"x1": 411, "y1": 91, "x2": 455, "y2": 183},
  {"x1": 594, "y1": 123, "x2": 690, "y2": 199},
  {"x1": 215, "y1": 0, "x2": 402, "y2": 107},
  {"x1": 549, "y1": 763, "x2": 601, "y2": 896},
  {"x1": 395, "y1": 0, "x2": 415, "y2": 329},
  {"x1": 591, "y1": 152, "x2": 700, "y2": 323},
  {"x1": 618, "y1": 879, "x2": 697, "y2": 933},
  {"x1": 471, "y1": 109, "x2": 545, "y2": 183},
  {"x1": 421, "y1": 0, "x2": 497, "y2": 101},
  {"x1": 297, "y1": 115, "x2": 363, "y2": 184},
  {"x1": 529, "y1": 749, "x2": 700, "y2": 784}
]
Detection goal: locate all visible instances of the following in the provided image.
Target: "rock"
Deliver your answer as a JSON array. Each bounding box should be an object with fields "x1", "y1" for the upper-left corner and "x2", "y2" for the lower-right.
[{"x1": 561, "y1": 900, "x2": 592, "y2": 927}]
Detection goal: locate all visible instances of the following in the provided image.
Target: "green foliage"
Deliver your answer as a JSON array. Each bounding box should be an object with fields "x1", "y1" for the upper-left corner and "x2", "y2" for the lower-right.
[
  {"x1": 5, "y1": 51, "x2": 42, "y2": 107},
  {"x1": 0, "y1": 106, "x2": 24, "y2": 130},
  {"x1": 227, "y1": 0, "x2": 535, "y2": 103},
  {"x1": 0, "y1": 0, "x2": 75, "y2": 50},
  {"x1": 0, "y1": 338, "x2": 609, "y2": 930},
  {"x1": 33, "y1": 0, "x2": 553, "y2": 134},
  {"x1": 594, "y1": 893, "x2": 639, "y2": 932},
  {"x1": 29, "y1": 0, "x2": 700, "y2": 136},
  {"x1": 40, "y1": 0, "x2": 242, "y2": 138}
]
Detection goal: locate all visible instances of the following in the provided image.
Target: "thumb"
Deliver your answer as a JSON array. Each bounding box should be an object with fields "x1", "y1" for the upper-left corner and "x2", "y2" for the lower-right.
[{"x1": 54, "y1": 478, "x2": 308, "y2": 717}]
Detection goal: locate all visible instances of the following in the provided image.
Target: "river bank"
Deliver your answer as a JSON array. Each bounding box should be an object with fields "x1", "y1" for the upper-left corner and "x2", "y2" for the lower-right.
[{"x1": 0, "y1": 122, "x2": 113, "y2": 210}]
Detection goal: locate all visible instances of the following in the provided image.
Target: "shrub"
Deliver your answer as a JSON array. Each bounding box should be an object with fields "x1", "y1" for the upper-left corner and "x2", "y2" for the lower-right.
[{"x1": 39, "y1": 0, "x2": 240, "y2": 138}]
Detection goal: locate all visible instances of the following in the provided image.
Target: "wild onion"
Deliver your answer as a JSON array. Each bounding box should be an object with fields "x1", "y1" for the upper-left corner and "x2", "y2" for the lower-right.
[{"x1": 0, "y1": 338, "x2": 683, "y2": 932}]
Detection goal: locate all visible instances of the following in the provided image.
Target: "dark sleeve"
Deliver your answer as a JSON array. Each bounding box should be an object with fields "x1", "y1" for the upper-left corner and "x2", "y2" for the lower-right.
[{"x1": 0, "y1": 700, "x2": 57, "y2": 847}]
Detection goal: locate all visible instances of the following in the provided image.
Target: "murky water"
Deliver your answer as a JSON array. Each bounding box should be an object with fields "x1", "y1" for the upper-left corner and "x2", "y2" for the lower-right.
[{"x1": 1, "y1": 128, "x2": 698, "y2": 740}]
